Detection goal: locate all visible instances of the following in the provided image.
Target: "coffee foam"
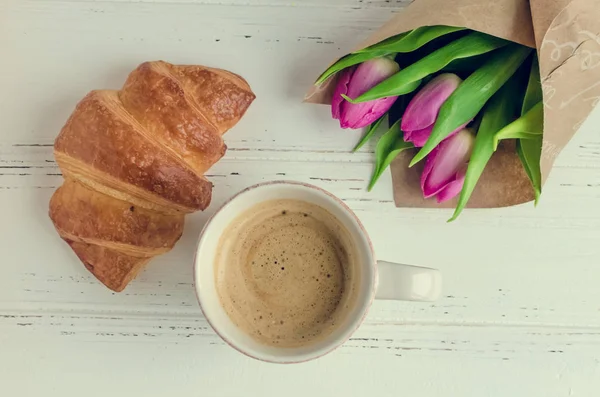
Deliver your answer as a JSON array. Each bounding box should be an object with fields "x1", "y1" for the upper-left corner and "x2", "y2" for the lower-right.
[{"x1": 214, "y1": 199, "x2": 357, "y2": 347}]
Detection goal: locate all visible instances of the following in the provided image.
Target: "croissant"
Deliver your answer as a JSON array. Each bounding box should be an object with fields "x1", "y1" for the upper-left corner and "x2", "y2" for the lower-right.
[{"x1": 49, "y1": 61, "x2": 255, "y2": 292}]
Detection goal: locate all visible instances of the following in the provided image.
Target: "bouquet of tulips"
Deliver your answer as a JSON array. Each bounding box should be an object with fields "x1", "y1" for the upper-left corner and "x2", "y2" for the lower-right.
[
  {"x1": 320, "y1": 27, "x2": 541, "y2": 220},
  {"x1": 306, "y1": 0, "x2": 600, "y2": 220}
]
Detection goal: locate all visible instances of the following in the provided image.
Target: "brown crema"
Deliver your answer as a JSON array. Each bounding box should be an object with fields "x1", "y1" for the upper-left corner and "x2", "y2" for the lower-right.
[{"x1": 215, "y1": 199, "x2": 357, "y2": 347}]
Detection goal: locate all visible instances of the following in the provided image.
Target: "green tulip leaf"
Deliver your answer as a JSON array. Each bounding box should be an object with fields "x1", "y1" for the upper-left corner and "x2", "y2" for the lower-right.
[
  {"x1": 315, "y1": 26, "x2": 464, "y2": 86},
  {"x1": 516, "y1": 56, "x2": 544, "y2": 203},
  {"x1": 440, "y1": 53, "x2": 490, "y2": 74},
  {"x1": 448, "y1": 79, "x2": 519, "y2": 222},
  {"x1": 517, "y1": 137, "x2": 543, "y2": 205},
  {"x1": 341, "y1": 78, "x2": 422, "y2": 103},
  {"x1": 410, "y1": 44, "x2": 532, "y2": 166},
  {"x1": 493, "y1": 101, "x2": 543, "y2": 150},
  {"x1": 368, "y1": 119, "x2": 414, "y2": 191},
  {"x1": 517, "y1": 140, "x2": 536, "y2": 184},
  {"x1": 344, "y1": 32, "x2": 510, "y2": 103},
  {"x1": 353, "y1": 114, "x2": 386, "y2": 152},
  {"x1": 521, "y1": 55, "x2": 542, "y2": 115},
  {"x1": 357, "y1": 25, "x2": 464, "y2": 54}
]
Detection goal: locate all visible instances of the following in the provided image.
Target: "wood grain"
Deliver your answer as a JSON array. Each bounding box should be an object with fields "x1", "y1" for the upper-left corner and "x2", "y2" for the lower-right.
[{"x1": 1, "y1": 0, "x2": 600, "y2": 396}]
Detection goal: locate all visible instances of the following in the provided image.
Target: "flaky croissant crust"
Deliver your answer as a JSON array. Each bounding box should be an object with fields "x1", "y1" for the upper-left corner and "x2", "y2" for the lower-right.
[{"x1": 49, "y1": 61, "x2": 255, "y2": 291}]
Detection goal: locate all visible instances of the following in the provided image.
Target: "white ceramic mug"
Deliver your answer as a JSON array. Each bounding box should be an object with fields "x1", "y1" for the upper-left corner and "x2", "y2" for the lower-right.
[{"x1": 193, "y1": 181, "x2": 441, "y2": 363}]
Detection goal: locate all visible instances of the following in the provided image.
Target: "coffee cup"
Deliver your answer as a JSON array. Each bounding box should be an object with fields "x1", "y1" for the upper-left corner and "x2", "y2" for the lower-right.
[{"x1": 193, "y1": 181, "x2": 441, "y2": 363}]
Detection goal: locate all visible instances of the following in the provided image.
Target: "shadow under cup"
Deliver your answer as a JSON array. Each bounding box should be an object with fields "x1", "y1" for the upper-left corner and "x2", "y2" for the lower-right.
[{"x1": 193, "y1": 181, "x2": 376, "y2": 363}]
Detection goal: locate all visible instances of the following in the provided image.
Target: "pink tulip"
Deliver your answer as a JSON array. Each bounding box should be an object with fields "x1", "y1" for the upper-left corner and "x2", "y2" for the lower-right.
[
  {"x1": 402, "y1": 73, "x2": 469, "y2": 147},
  {"x1": 421, "y1": 128, "x2": 475, "y2": 203},
  {"x1": 332, "y1": 57, "x2": 400, "y2": 129}
]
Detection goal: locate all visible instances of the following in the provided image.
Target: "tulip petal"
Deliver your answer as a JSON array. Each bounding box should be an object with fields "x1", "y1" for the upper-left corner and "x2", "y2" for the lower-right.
[
  {"x1": 436, "y1": 165, "x2": 467, "y2": 203},
  {"x1": 401, "y1": 73, "x2": 462, "y2": 132},
  {"x1": 346, "y1": 58, "x2": 400, "y2": 98},
  {"x1": 420, "y1": 146, "x2": 439, "y2": 199},
  {"x1": 339, "y1": 57, "x2": 400, "y2": 129},
  {"x1": 406, "y1": 120, "x2": 471, "y2": 148},
  {"x1": 404, "y1": 125, "x2": 433, "y2": 147},
  {"x1": 332, "y1": 67, "x2": 355, "y2": 121},
  {"x1": 341, "y1": 96, "x2": 398, "y2": 129},
  {"x1": 421, "y1": 128, "x2": 475, "y2": 199}
]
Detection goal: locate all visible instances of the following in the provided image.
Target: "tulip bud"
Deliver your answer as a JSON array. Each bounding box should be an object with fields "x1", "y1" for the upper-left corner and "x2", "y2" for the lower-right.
[
  {"x1": 421, "y1": 128, "x2": 475, "y2": 203},
  {"x1": 402, "y1": 73, "x2": 468, "y2": 147},
  {"x1": 332, "y1": 57, "x2": 400, "y2": 129}
]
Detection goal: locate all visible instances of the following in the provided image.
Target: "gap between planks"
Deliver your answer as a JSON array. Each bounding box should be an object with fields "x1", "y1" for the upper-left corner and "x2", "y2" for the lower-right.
[{"x1": 2, "y1": 307, "x2": 600, "y2": 331}]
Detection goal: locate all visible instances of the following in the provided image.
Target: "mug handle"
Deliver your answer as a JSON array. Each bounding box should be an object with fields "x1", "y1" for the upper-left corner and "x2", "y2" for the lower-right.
[{"x1": 375, "y1": 261, "x2": 442, "y2": 302}]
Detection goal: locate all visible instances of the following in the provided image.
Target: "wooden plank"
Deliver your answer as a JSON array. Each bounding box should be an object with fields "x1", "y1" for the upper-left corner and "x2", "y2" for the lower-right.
[{"x1": 1, "y1": 317, "x2": 599, "y2": 396}]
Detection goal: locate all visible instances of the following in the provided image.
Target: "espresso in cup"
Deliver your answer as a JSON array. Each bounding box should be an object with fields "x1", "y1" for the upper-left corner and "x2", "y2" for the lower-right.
[{"x1": 214, "y1": 199, "x2": 359, "y2": 347}]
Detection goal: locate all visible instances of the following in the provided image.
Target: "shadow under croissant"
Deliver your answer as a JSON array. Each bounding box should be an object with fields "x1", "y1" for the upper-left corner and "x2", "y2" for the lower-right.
[{"x1": 390, "y1": 141, "x2": 536, "y2": 209}]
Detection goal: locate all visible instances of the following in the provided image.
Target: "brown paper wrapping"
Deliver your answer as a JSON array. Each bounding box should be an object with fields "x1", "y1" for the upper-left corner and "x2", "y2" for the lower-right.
[
  {"x1": 531, "y1": 0, "x2": 600, "y2": 185},
  {"x1": 305, "y1": 0, "x2": 600, "y2": 209}
]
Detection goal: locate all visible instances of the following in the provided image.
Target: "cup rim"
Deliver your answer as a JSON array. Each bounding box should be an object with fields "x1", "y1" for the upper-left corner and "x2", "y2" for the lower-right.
[{"x1": 192, "y1": 180, "x2": 376, "y2": 364}]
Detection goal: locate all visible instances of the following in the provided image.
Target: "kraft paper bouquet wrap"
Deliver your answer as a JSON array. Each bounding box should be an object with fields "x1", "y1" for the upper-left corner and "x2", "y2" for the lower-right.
[{"x1": 305, "y1": 0, "x2": 600, "y2": 218}]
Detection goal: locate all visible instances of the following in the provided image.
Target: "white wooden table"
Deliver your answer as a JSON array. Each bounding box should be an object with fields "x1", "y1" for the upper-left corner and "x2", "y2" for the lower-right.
[{"x1": 2, "y1": 0, "x2": 600, "y2": 395}]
